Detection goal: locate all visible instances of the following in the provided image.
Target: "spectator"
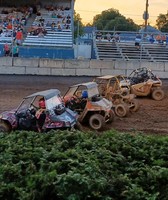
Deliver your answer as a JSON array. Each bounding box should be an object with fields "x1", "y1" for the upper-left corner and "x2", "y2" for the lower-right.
[
  {"x1": 46, "y1": 21, "x2": 51, "y2": 27},
  {"x1": 57, "y1": 21, "x2": 62, "y2": 31},
  {"x1": 66, "y1": 18, "x2": 71, "y2": 24},
  {"x1": 166, "y1": 35, "x2": 168, "y2": 46},
  {"x1": 106, "y1": 32, "x2": 111, "y2": 42},
  {"x1": 51, "y1": 21, "x2": 56, "y2": 31},
  {"x1": 96, "y1": 31, "x2": 102, "y2": 41},
  {"x1": 114, "y1": 32, "x2": 120, "y2": 42},
  {"x1": 7, "y1": 22, "x2": 12, "y2": 30},
  {"x1": 12, "y1": 43, "x2": 19, "y2": 57},
  {"x1": 0, "y1": 27, "x2": 3, "y2": 35},
  {"x1": 16, "y1": 29, "x2": 23, "y2": 45},
  {"x1": 51, "y1": 11, "x2": 57, "y2": 18},
  {"x1": 4, "y1": 42, "x2": 10, "y2": 56},
  {"x1": 135, "y1": 33, "x2": 142, "y2": 50},
  {"x1": 149, "y1": 34, "x2": 155, "y2": 44},
  {"x1": 156, "y1": 35, "x2": 161, "y2": 44}
]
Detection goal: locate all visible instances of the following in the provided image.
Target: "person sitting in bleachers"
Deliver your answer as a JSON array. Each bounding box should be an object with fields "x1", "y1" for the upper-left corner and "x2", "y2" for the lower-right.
[
  {"x1": 39, "y1": 16, "x2": 45, "y2": 23},
  {"x1": 96, "y1": 31, "x2": 102, "y2": 41},
  {"x1": 66, "y1": 18, "x2": 71, "y2": 25},
  {"x1": 0, "y1": 27, "x2": 3, "y2": 35},
  {"x1": 62, "y1": 17, "x2": 66, "y2": 24},
  {"x1": 46, "y1": 21, "x2": 51, "y2": 27},
  {"x1": 149, "y1": 34, "x2": 155, "y2": 44},
  {"x1": 57, "y1": 21, "x2": 62, "y2": 31},
  {"x1": 51, "y1": 11, "x2": 57, "y2": 18},
  {"x1": 7, "y1": 22, "x2": 12, "y2": 30},
  {"x1": 106, "y1": 32, "x2": 111, "y2": 42},
  {"x1": 51, "y1": 21, "x2": 56, "y2": 31}
]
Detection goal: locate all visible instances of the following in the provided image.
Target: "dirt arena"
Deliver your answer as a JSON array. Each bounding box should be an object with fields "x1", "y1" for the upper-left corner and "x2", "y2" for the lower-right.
[{"x1": 0, "y1": 75, "x2": 168, "y2": 134}]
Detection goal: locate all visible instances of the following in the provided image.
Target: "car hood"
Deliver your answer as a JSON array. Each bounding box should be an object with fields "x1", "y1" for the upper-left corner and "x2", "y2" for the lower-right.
[
  {"x1": 0, "y1": 109, "x2": 16, "y2": 120},
  {"x1": 49, "y1": 108, "x2": 78, "y2": 125},
  {"x1": 92, "y1": 98, "x2": 112, "y2": 109}
]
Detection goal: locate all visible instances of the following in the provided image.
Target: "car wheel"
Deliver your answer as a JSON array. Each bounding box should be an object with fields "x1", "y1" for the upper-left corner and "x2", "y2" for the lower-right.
[
  {"x1": 152, "y1": 89, "x2": 164, "y2": 101},
  {"x1": 0, "y1": 121, "x2": 11, "y2": 133},
  {"x1": 89, "y1": 114, "x2": 105, "y2": 130},
  {"x1": 115, "y1": 104, "x2": 129, "y2": 117},
  {"x1": 129, "y1": 99, "x2": 139, "y2": 112}
]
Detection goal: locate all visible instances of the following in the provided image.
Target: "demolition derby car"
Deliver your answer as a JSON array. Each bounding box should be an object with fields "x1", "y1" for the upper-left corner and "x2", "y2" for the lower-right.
[
  {"x1": 93, "y1": 75, "x2": 139, "y2": 117},
  {"x1": 64, "y1": 82, "x2": 115, "y2": 130},
  {"x1": 0, "y1": 89, "x2": 79, "y2": 133},
  {"x1": 125, "y1": 67, "x2": 164, "y2": 100}
]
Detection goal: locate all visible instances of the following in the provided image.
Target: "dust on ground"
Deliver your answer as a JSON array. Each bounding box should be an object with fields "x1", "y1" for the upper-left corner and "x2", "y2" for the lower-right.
[{"x1": 0, "y1": 75, "x2": 168, "y2": 135}]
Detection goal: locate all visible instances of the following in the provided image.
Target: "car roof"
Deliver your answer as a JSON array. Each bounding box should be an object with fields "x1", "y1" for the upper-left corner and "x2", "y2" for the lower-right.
[
  {"x1": 96, "y1": 75, "x2": 115, "y2": 79},
  {"x1": 25, "y1": 89, "x2": 60, "y2": 100},
  {"x1": 95, "y1": 75, "x2": 125, "y2": 80}
]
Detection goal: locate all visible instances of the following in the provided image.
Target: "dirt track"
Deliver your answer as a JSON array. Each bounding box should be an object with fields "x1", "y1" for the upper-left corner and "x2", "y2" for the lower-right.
[{"x1": 0, "y1": 75, "x2": 168, "y2": 134}]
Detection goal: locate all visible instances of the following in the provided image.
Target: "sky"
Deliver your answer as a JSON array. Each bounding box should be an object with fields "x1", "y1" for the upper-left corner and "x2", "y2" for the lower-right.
[{"x1": 74, "y1": 0, "x2": 168, "y2": 25}]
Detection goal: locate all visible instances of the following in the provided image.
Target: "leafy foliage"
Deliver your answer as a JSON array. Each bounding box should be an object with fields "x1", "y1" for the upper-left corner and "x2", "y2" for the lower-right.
[
  {"x1": 74, "y1": 11, "x2": 84, "y2": 39},
  {"x1": 93, "y1": 8, "x2": 139, "y2": 31},
  {"x1": 156, "y1": 13, "x2": 168, "y2": 32},
  {"x1": 0, "y1": 130, "x2": 168, "y2": 199}
]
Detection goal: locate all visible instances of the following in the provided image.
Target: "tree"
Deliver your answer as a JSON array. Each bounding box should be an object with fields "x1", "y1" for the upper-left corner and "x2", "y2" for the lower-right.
[
  {"x1": 156, "y1": 13, "x2": 168, "y2": 32},
  {"x1": 74, "y1": 11, "x2": 84, "y2": 39},
  {"x1": 93, "y1": 8, "x2": 139, "y2": 31}
]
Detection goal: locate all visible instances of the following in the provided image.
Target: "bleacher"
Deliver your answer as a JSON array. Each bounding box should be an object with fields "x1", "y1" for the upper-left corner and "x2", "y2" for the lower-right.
[
  {"x1": 22, "y1": 8, "x2": 73, "y2": 48},
  {"x1": 143, "y1": 44, "x2": 168, "y2": 62},
  {"x1": 95, "y1": 40, "x2": 168, "y2": 62},
  {"x1": 0, "y1": 7, "x2": 30, "y2": 45},
  {"x1": 96, "y1": 41, "x2": 123, "y2": 60},
  {"x1": 117, "y1": 42, "x2": 151, "y2": 61},
  {"x1": 23, "y1": 31, "x2": 73, "y2": 47}
]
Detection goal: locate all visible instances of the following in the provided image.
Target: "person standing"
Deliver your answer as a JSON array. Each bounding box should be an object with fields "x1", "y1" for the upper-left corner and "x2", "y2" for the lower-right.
[
  {"x1": 15, "y1": 29, "x2": 23, "y2": 45},
  {"x1": 4, "y1": 42, "x2": 10, "y2": 56},
  {"x1": 12, "y1": 43, "x2": 19, "y2": 57}
]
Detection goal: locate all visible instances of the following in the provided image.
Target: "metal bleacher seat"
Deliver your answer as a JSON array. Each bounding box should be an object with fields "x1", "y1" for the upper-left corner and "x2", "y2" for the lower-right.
[{"x1": 23, "y1": 8, "x2": 73, "y2": 48}]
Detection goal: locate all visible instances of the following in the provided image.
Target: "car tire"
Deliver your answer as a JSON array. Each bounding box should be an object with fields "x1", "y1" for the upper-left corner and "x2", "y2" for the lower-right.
[
  {"x1": 115, "y1": 103, "x2": 129, "y2": 117},
  {"x1": 152, "y1": 89, "x2": 164, "y2": 101},
  {"x1": 89, "y1": 114, "x2": 105, "y2": 130},
  {"x1": 0, "y1": 121, "x2": 11, "y2": 133},
  {"x1": 129, "y1": 99, "x2": 139, "y2": 112}
]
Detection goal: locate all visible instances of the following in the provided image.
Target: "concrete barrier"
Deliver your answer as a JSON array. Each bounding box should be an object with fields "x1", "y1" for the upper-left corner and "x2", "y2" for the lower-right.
[{"x1": 0, "y1": 57, "x2": 168, "y2": 78}]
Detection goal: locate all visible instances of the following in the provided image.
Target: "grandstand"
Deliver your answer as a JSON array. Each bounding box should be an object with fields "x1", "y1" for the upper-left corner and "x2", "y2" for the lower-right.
[
  {"x1": 0, "y1": 0, "x2": 75, "y2": 59},
  {"x1": 0, "y1": 1, "x2": 168, "y2": 62},
  {"x1": 94, "y1": 32, "x2": 168, "y2": 62}
]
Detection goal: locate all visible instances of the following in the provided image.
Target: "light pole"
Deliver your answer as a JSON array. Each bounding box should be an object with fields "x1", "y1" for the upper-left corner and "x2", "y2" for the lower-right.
[{"x1": 144, "y1": 0, "x2": 149, "y2": 32}]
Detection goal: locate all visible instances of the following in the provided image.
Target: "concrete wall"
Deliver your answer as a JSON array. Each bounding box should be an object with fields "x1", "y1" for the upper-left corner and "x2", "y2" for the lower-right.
[{"x1": 0, "y1": 57, "x2": 168, "y2": 78}]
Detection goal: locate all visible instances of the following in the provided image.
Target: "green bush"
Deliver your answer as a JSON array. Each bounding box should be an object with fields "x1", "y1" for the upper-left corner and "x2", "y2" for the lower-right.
[{"x1": 0, "y1": 130, "x2": 167, "y2": 200}]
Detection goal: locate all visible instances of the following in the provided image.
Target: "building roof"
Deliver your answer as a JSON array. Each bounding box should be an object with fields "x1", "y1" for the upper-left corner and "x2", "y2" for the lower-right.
[{"x1": 139, "y1": 25, "x2": 161, "y2": 34}]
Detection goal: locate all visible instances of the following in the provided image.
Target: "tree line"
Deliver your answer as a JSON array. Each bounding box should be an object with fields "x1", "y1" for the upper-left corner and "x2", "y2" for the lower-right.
[{"x1": 74, "y1": 8, "x2": 168, "y2": 37}]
